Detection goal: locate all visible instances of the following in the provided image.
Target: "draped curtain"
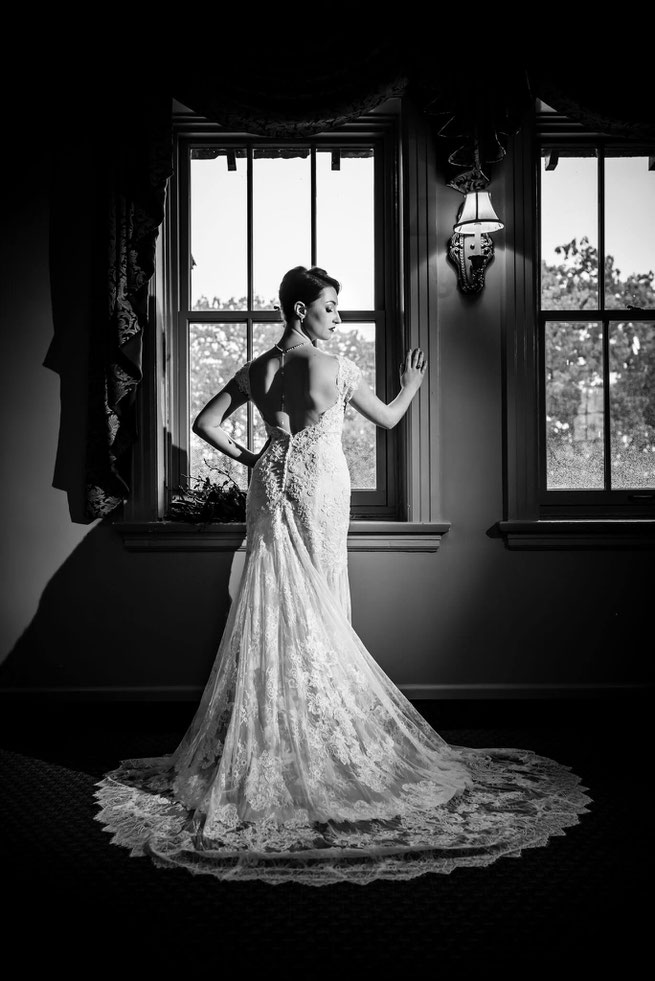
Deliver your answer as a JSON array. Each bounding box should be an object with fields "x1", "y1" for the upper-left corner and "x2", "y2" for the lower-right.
[
  {"x1": 48, "y1": 48, "x2": 653, "y2": 521},
  {"x1": 46, "y1": 87, "x2": 173, "y2": 520}
]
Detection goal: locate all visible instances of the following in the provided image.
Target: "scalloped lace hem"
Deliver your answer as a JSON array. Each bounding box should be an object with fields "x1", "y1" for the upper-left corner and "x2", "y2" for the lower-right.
[{"x1": 94, "y1": 745, "x2": 592, "y2": 887}]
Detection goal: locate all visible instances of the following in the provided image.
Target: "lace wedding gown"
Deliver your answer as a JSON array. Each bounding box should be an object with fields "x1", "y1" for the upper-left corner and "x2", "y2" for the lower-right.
[{"x1": 95, "y1": 355, "x2": 591, "y2": 885}]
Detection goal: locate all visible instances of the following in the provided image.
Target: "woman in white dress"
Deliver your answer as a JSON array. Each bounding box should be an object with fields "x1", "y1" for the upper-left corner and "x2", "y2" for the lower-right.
[{"x1": 95, "y1": 266, "x2": 591, "y2": 886}]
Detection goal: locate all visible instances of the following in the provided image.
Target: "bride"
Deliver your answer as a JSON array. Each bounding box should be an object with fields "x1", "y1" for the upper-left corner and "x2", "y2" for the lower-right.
[{"x1": 95, "y1": 265, "x2": 591, "y2": 885}]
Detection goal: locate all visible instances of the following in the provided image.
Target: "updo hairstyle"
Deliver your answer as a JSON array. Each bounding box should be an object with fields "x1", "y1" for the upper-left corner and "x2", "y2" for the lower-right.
[{"x1": 277, "y1": 266, "x2": 341, "y2": 323}]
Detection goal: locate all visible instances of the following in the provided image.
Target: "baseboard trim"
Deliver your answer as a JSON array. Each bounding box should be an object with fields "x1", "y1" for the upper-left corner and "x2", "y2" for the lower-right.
[
  {"x1": 0, "y1": 683, "x2": 650, "y2": 701},
  {"x1": 399, "y1": 683, "x2": 651, "y2": 699}
]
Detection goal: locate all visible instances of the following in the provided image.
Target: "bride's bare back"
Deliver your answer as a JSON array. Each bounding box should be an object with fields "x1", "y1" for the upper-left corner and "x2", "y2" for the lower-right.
[
  {"x1": 192, "y1": 276, "x2": 428, "y2": 468},
  {"x1": 248, "y1": 348, "x2": 340, "y2": 437}
]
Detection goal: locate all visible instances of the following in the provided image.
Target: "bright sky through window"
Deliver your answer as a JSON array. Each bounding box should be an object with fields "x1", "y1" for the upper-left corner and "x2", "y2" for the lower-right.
[
  {"x1": 191, "y1": 153, "x2": 375, "y2": 311},
  {"x1": 541, "y1": 157, "x2": 654, "y2": 278}
]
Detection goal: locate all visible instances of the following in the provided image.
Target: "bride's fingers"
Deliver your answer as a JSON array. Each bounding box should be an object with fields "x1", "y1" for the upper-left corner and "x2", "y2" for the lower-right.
[{"x1": 400, "y1": 349, "x2": 427, "y2": 371}]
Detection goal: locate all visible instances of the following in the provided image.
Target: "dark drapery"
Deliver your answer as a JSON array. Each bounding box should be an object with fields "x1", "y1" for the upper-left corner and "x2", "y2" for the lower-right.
[
  {"x1": 47, "y1": 49, "x2": 653, "y2": 521},
  {"x1": 46, "y1": 88, "x2": 173, "y2": 520}
]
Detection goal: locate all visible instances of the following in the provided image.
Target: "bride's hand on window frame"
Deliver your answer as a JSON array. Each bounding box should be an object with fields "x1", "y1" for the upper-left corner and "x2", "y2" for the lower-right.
[{"x1": 399, "y1": 348, "x2": 427, "y2": 391}]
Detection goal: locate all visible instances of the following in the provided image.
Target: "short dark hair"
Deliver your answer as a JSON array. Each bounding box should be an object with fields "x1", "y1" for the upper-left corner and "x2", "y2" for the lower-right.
[{"x1": 278, "y1": 266, "x2": 341, "y2": 322}]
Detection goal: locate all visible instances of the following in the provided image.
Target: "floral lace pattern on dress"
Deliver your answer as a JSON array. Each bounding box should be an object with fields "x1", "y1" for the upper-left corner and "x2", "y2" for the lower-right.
[{"x1": 95, "y1": 354, "x2": 591, "y2": 886}]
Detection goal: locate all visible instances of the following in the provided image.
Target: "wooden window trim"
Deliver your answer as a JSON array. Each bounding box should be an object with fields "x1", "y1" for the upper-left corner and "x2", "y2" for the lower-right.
[
  {"x1": 116, "y1": 97, "x2": 451, "y2": 552},
  {"x1": 495, "y1": 106, "x2": 655, "y2": 550},
  {"x1": 175, "y1": 132, "x2": 395, "y2": 517}
]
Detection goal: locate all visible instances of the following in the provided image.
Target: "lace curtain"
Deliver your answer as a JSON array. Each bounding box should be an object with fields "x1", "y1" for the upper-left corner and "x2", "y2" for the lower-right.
[{"x1": 47, "y1": 53, "x2": 653, "y2": 520}]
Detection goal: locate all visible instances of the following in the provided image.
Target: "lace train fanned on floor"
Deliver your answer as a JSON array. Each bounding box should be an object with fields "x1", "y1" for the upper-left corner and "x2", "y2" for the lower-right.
[
  {"x1": 93, "y1": 748, "x2": 591, "y2": 886},
  {"x1": 94, "y1": 356, "x2": 592, "y2": 886}
]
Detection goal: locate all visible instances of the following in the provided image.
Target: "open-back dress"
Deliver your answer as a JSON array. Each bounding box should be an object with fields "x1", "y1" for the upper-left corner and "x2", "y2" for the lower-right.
[{"x1": 94, "y1": 354, "x2": 591, "y2": 885}]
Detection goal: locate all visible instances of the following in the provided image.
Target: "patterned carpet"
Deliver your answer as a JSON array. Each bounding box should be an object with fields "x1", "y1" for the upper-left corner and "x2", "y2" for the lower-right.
[{"x1": 0, "y1": 698, "x2": 649, "y2": 970}]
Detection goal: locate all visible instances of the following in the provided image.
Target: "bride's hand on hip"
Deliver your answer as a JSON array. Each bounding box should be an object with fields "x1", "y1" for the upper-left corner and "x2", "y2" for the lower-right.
[{"x1": 400, "y1": 348, "x2": 427, "y2": 390}]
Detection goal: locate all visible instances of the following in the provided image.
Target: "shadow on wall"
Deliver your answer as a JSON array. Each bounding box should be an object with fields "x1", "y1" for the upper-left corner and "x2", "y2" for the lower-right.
[{"x1": 0, "y1": 518, "x2": 240, "y2": 694}]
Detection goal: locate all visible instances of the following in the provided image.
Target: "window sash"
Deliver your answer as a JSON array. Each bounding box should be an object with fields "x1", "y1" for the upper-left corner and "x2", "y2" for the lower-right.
[
  {"x1": 500, "y1": 110, "x2": 655, "y2": 533},
  {"x1": 538, "y1": 311, "x2": 655, "y2": 510},
  {"x1": 535, "y1": 138, "x2": 655, "y2": 515}
]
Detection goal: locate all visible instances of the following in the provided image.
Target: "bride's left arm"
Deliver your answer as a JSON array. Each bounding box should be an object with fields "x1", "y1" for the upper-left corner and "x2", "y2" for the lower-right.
[
  {"x1": 349, "y1": 348, "x2": 427, "y2": 430},
  {"x1": 192, "y1": 380, "x2": 261, "y2": 467}
]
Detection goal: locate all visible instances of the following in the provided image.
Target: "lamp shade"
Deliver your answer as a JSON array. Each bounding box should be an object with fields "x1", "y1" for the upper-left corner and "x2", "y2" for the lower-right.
[{"x1": 453, "y1": 191, "x2": 504, "y2": 234}]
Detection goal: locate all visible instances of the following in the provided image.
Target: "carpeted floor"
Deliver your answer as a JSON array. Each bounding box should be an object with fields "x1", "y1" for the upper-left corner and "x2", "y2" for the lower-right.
[{"x1": 0, "y1": 697, "x2": 650, "y2": 971}]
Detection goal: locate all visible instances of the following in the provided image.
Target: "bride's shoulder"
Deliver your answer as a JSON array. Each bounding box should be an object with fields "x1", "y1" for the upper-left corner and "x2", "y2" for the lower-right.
[
  {"x1": 311, "y1": 350, "x2": 361, "y2": 379},
  {"x1": 310, "y1": 349, "x2": 340, "y2": 368}
]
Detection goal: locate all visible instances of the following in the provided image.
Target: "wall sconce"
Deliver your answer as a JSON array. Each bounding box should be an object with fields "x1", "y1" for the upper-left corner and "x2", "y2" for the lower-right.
[{"x1": 448, "y1": 190, "x2": 504, "y2": 294}]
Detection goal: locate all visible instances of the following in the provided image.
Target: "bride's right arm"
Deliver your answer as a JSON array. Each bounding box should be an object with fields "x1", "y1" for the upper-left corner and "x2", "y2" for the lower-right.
[
  {"x1": 192, "y1": 380, "x2": 261, "y2": 467},
  {"x1": 349, "y1": 348, "x2": 427, "y2": 430}
]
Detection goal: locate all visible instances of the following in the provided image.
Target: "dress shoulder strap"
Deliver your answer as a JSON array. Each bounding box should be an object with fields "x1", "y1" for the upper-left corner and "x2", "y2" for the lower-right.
[
  {"x1": 336, "y1": 355, "x2": 363, "y2": 403},
  {"x1": 233, "y1": 361, "x2": 252, "y2": 398}
]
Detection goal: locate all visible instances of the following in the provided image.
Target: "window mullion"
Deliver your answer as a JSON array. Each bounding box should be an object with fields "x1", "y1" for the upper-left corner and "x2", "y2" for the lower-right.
[
  {"x1": 598, "y1": 150, "x2": 612, "y2": 492},
  {"x1": 247, "y1": 146, "x2": 254, "y2": 456},
  {"x1": 247, "y1": 145, "x2": 254, "y2": 317},
  {"x1": 598, "y1": 148, "x2": 605, "y2": 308},
  {"x1": 311, "y1": 146, "x2": 317, "y2": 266},
  {"x1": 177, "y1": 148, "x2": 192, "y2": 498},
  {"x1": 538, "y1": 313, "x2": 546, "y2": 502},
  {"x1": 602, "y1": 316, "x2": 612, "y2": 491}
]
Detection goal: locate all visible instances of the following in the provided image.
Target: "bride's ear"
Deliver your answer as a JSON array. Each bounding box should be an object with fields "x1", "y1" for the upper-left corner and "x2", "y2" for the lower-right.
[{"x1": 294, "y1": 301, "x2": 306, "y2": 321}]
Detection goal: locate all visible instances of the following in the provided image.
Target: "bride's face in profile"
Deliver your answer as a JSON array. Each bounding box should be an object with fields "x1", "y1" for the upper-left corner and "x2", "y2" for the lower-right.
[{"x1": 299, "y1": 287, "x2": 341, "y2": 343}]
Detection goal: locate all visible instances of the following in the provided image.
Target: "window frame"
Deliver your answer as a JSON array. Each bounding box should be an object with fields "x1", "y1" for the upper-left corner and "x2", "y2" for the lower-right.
[
  {"x1": 116, "y1": 98, "x2": 452, "y2": 553},
  {"x1": 175, "y1": 132, "x2": 396, "y2": 517},
  {"x1": 498, "y1": 102, "x2": 655, "y2": 549}
]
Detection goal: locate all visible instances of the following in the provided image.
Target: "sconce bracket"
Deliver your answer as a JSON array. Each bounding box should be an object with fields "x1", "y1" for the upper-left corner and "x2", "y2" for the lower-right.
[
  {"x1": 448, "y1": 231, "x2": 495, "y2": 294},
  {"x1": 447, "y1": 166, "x2": 490, "y2": 195}
]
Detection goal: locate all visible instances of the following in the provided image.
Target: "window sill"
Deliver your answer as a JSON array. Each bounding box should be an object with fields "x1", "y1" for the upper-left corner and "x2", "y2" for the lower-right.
[
  {"x1": 114, "y1": 521, "x2": 451, "y2": 553},
  {"x1": 494, "y1": 520, "x2": 655, "y2": 550}
]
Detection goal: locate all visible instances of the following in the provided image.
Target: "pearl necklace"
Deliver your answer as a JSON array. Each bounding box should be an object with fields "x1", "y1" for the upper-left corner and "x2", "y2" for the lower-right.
[{"x1": 274, "y1": 339, "x2": 310, "y2": 355}]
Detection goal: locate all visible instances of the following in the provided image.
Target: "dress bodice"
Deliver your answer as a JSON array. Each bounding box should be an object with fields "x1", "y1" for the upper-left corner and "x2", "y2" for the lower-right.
[{"x1": 235, "y1": 353, "x2": 362, "y2": 573}]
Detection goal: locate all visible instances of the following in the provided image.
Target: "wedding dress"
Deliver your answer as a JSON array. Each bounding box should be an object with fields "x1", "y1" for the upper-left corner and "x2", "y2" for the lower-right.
[{"x1": 95, "y1": 354, "x2": 591, "y2": 885}]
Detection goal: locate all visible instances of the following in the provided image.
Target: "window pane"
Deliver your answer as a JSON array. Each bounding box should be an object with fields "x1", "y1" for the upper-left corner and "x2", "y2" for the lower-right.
[
  {"x1": 189, "y1": 322, "x2": 248, "y2": 490},
  {"x1": 545, "y1": 321, "x2": 604, "y2": 489},
  {"x1": 316, "y1": 148, "x2": 375, "y2": 309},
  {"x1": 605, "y1": 155, "x2": 655, "y2": 310},
  {"x1": 190, "y1": 149, "x2": 247, "y2": 311},
  {"x1": 540, "y1": 153, "x2": 598, "y2": 310},
  {"x1": 253, "y1": 150, "x2": 311, "y2": 310},
  {"x1": 334, "y1": 323, "x2": 376, "y2": 489},
  {"x1": 609, "y1": 320, "x2": 655, "y2": 489}
]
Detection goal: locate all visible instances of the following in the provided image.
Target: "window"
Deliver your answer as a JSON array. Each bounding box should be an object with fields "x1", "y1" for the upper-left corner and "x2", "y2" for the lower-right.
[
  {"x1": 169, "y1": 120, "x2": 401, "y2": 520},
  {"x1": 539, "y1": 142, "x2": 655, "y2": 510},
  {"x1": 119, "y1": 98, "x2": 450, "y2": 551},
  {"x1": 500, "y1": 101, "x2": 655, "y2": 546}
]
